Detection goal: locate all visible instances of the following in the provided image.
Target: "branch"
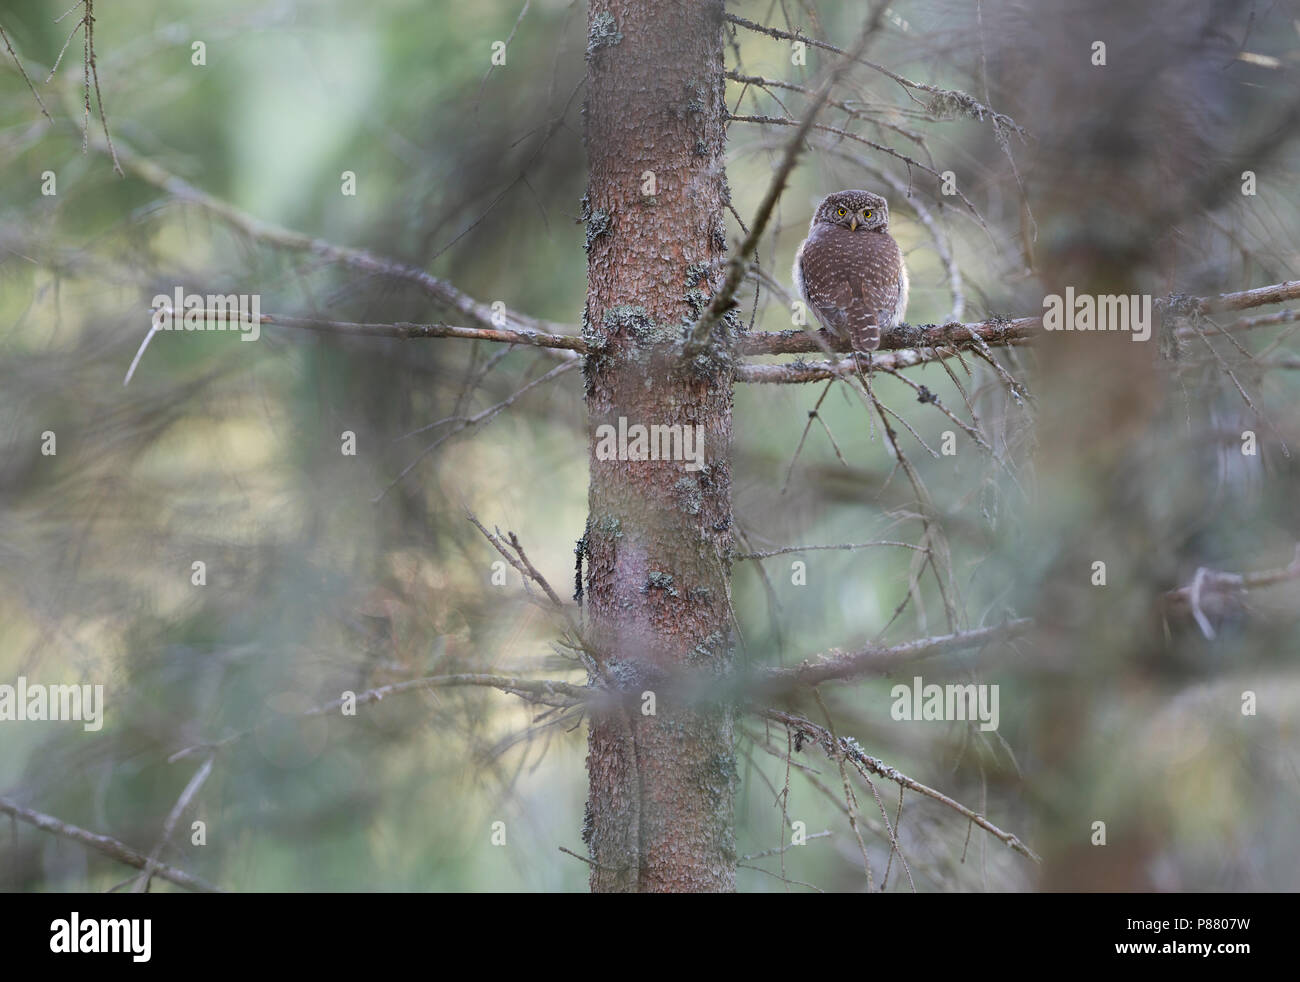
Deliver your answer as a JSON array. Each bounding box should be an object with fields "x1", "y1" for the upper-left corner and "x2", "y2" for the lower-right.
[
  {"x1": 0, "y1": 796, "x2": 223, "y2": 893},
  {"x1": 722, "y1": 12, "x2": 1022, "y2": 133},
  {"x1": 373, "y1": 360, "x2": 579, "y2": 501},
  {"x1": 725, "y1": 70, "x2": 934, "y2": 158},
  {"x1": 464, "y1": 514, "x2": 604, "y2": 678},
  {"x1": 736, "y1": 343, "x2": 1035, "y2": 383},
  {"x1": 735, "y1": 281, "x2": 1300, "y2": 383},
  {"x1": 466, "y1": 514, "x2": 570, "y2": 612},
  {"x1": 167, "y1": 673, "x2": 586, "y2": 763},
  {"x1": 0, "y1": 23, "x2": 53, "y2": 120},
  {"x1": 125, "y1": 306, "x2": 583, "y2": 386},
  {"x1": 1163, "y1": 545, "x2": 1300, "y2": 640},
  {"x1": 727, "y1": 113, "x2": 984, "y2": 222},
  {"x1": 1200, "y1": 281, "x2": 1300, "y2": 314},
  {"x1": 91, "y1": 136, "x2": 563, "y2": 335},
  {"x1": 191, "y1": 308, "x2": 587, "y2": 350},
  {"x1": 132, "y1": 755, "x2": 213, "y2": 893},
  {"x1": 760, "y1": 619, "x2": 1033, "y2": 692},
  {"x1": 735, "y1": 541, "x2": 928, "y2": 559},
  {"x1": 758, "y1": 709, "x2": 1041, "y2": 863},
  {"x1": 741, "y1": 315, "x2": 1040, "y2": 357}
]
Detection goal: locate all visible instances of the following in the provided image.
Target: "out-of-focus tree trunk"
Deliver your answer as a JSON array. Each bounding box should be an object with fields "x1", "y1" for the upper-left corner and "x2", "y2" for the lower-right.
[{"x1": 580, "y1": 0, "x2": 737, "y2": 892}]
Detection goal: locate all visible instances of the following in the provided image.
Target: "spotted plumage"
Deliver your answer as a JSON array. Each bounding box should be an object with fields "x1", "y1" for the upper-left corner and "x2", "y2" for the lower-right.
[{"x1": 793, "y1": 189, "x2": 909, "y2": 352}]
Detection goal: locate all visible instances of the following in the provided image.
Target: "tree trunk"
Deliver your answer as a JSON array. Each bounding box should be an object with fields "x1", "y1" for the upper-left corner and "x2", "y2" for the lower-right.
[{"x1": 580, "y1": 0, "x2": 737, "y2": 892}]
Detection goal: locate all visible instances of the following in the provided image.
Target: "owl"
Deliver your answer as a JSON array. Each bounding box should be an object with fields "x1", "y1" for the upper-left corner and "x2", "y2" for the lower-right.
[{"x1": 793, "y1": 190, "x2": 909, "y2": 352}]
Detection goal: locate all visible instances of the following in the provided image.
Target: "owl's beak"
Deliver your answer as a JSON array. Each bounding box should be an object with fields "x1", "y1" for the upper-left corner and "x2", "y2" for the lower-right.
[{"x1": 849, "y1": 216, "x2": 858, "y2": 231}]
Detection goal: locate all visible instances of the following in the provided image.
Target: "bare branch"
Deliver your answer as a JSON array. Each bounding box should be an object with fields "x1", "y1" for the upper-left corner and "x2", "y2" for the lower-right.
[
  {"x1": 169, "y1": 308, "x2": 586, "y2": 350},
  {"x1": 373, "y1": 360, "x2": 578, "y2": 501},
  {"x1": 758, "y1": 710, "x2": 1041, "y2": 863},
  {"x1": 761, "y1": 619, "x2": 1033, "y2": 691},
  {"x1": 736, "y1": 342, "x2": 1035, "y2": 383},
  {"x1": 727, "y1": 113, "x2": 985, "y2": 223},
  {"x1": 0, "y1": 796, "x2": 223, "y2": 893},
  {"x1": 0, "y1": 23, "x2": 53, "y2": 120},
  {"x1": 466, "y1": 514, "x2": 571, "y2": 612},
  {"x1": 812, "y1": 690, "x2": 874, "y2": 887},
  {"x1": 132, "y1": 755, "x2": 214, "y2": 893},
  {"x1": 722, "y1": 12, "x2": 1023, "y2": 133},
  {"x1": 167, "y1": 673, "x2": 586, "y2": 763},
  {"x1": 734, "y1": 280, "x2": 1300, "y2": 383},
  {"x1": 1200, "y1": 280, "x2": 1300, "y2": 314},
  {"x1": 741, "y1": 315, "x2": 1041, "y2": 357},
  {"x1": 735, "y1": 541, "x2": 927, "y2": 560}
]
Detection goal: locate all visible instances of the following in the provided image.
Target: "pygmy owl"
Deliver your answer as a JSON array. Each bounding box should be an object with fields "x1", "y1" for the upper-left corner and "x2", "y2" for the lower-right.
[{"x1": 793, "y1": 189, "x2": 909, "y2": 351}]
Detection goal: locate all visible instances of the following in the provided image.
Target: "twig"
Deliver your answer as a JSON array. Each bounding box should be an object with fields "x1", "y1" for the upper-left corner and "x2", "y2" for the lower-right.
[
  {"x1": 727, "y1": 113, "x2": 985, "y2": 225},
  {"x1": 1163, "y1": 544, "x2": 1300, "y2": 639},
  {"x1": 0, "y1": 23, "x2": 53, "y2": 120},
  {"x1": 736, "y1": 541, "x2": 927, "y2": 560},
  {"x1": 812, "y1": 690, "x2": 873, "y2": 889},
  {"x1": 167, "y1": 673, "x2": 587, "y2": 763},
  {"x1": 740, "y1": 830, "x2": 833, "y2": 859},
  {"x1": 0, "y1": 796, "x2": 222, "y2": 892},
  {"x1": 722, "y1": 12, "x2": 1023, "y2": 133},
  {"x1": 760, "y1": 709, "x2": 1040, "y2": 863},
  {"x1": 86, "y1": 136, "x2": 566, "y2": 335},
  {"x1": 372, "y1": 360, "x2": 578, "y2": 501},
  {"x1": 132, "y1": 755, "x2": 214, "y2": 893},
  {"x1": 761, "y1": 619, "x2": 1032, "y2": 691}
]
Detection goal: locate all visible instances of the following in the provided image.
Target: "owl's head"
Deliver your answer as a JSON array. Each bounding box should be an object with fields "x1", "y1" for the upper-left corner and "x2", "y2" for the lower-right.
[{"x1": 812, "y1": 189, "x2": 889, "y2": 232}]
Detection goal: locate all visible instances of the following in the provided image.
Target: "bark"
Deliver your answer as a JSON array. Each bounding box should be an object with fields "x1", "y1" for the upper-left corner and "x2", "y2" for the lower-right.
[{"x1": 580, "y1": 0, "x2": 737, "y2": 892}]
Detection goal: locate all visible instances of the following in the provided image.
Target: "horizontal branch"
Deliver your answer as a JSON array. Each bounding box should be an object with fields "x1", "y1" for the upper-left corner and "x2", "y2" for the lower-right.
[
  {"x1": 1200, "y1": 280, "x2": 1300, "y2": 313},
  {"x1": 268, "y1": 312, "x2": 585, "y2": 349},
  {"x1": 162, "y1": 307, "x2": 587, "y2": 350},
  {"x1": 736, "y1": 281, "x2": 1300, "y2": 382},
  {"x1": 735, "y1": 540, "x2": 928, "y2": 559},
  {"x1": 759, "y1": 619, "x2": 1033, "y2": 692},
  {"x1": 0, "y1": 796, "x2": 223, "y2": 893},
  {"x1": 740, "y1": 317, "x2": 1040, "y2": 357},
  {"x1": 168, "y1": 673, "x2": 586, "y2": 763},
  {"x1": 736, "y1": 342, "x2": 1038, "y2": 382},
  {"x1": 1212, "y1": 308, "x2": 1300, "y2": 335}
]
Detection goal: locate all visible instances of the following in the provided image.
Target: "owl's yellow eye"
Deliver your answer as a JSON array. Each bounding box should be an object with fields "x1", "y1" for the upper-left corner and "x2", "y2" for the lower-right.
[
  {"x1": 835, "y1": 207, "x2": 846, "y2": 217},
  {"x1": 864, "y1": 210, "x2": 874, "y2": 220}
]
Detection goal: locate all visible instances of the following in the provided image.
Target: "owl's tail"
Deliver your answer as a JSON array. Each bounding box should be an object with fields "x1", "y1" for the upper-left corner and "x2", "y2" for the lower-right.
[{"x1": 844, "y1": 309, "x2": 880, "y2": 353}]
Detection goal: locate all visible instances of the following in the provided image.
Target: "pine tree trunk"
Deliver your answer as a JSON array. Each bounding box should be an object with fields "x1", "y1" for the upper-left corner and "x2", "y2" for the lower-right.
[{"x1": 580, "y1": 0, "x2": 737, "y2": 892}]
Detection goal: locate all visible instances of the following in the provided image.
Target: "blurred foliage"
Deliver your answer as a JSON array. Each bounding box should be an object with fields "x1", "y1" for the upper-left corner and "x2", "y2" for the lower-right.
[{"x1": 1, "y1": 0, "x2": 1298, "y2": 891}]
